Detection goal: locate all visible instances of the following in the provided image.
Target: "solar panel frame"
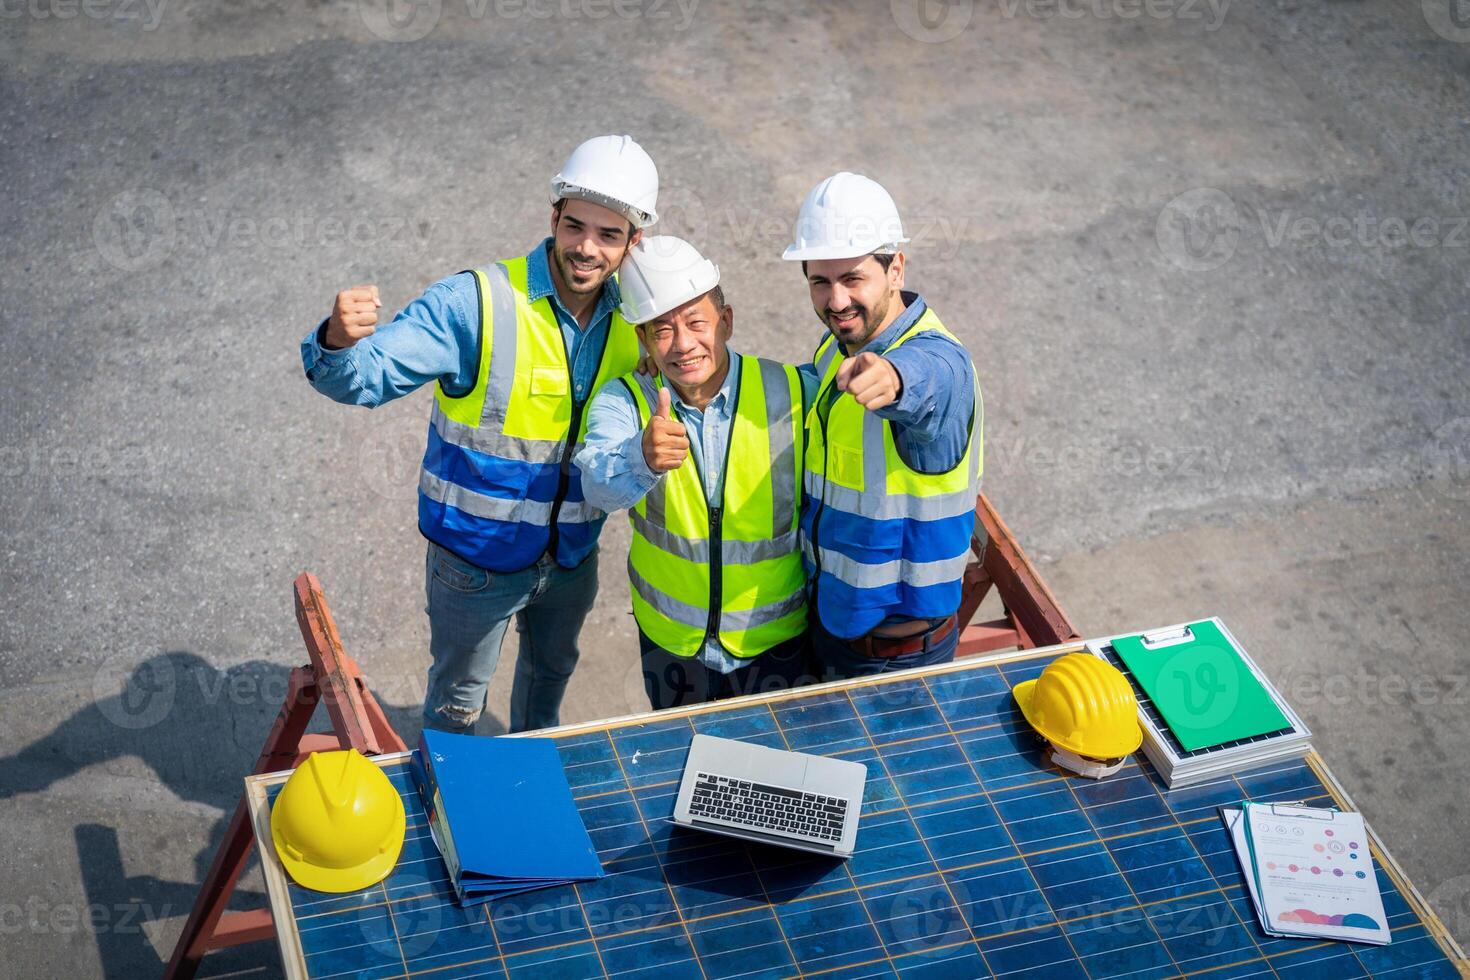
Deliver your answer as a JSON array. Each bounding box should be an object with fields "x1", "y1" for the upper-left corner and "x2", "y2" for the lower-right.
[{"x1": 244, "y1": 644, "x2": 1466, "y2": 979}]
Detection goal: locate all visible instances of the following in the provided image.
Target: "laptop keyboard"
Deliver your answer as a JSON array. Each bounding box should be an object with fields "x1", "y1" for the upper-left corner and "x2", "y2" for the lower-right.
[{"x1": 689, "y1": 772, "x2": 848, "y2": 842}]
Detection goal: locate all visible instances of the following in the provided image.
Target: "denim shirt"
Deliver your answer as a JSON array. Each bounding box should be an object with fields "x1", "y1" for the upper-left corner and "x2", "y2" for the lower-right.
[
  {"x1": 300, "y1": 238, "x2": 623, "y2": 407},
  {"x1": 812, "y1": 291, "x2": 978, "y2": 475},
  {"x1": 578, "y1": 351, "x2": 818, "y2": 674}
]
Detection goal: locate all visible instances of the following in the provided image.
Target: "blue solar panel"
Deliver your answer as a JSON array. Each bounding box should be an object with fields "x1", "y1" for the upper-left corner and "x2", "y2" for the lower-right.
[{"x1": 264, "y1": 656, "x2": 1463, "y2": 979}]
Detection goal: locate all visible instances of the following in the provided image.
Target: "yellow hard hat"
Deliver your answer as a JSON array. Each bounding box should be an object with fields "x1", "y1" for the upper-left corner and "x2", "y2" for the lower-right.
[
  {"x1": 1012, "y1": 653, "x2": 1143, "y2": 760},
  {"x1": 270, "y1": 749, "x2": 405, "y2": 893}
]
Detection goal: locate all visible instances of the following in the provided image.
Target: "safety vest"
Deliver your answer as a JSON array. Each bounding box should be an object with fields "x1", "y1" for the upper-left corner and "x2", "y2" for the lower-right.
[
  {"x1": 802, "y1": 309, "x2": 982, "y2": 639},
  {"x1": 623, "y1": 357, "x2": 807, "y2": 658},
  {"x1": 418, "y1": 256, "x2": 640, "y2": 572}
]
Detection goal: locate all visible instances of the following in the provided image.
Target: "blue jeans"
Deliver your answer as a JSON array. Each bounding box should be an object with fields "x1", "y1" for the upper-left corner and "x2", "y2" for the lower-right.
[
  {"x1": 423, "y1": 541, "x2": 599, "y2": 734},
  {"x1": 639, "y1": 631, "x2": 813, "y2": 711},
  {"x1": 810, "y1": 614, "x2": 958, "y2": 681}
]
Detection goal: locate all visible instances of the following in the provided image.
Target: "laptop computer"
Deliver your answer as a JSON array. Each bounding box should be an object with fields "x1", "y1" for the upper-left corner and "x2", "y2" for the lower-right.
[{"x1": 672, "y1": 733, "x2": 867, "y2": 858}]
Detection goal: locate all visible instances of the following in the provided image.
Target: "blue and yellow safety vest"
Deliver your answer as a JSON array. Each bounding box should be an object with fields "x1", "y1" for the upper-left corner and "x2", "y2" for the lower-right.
[
  {"x1": 418, "y1": 256, "x2": 640, "y2": 571},
  {"x1": 801, "y1": 309, "x2": 983, "y2": 639}
]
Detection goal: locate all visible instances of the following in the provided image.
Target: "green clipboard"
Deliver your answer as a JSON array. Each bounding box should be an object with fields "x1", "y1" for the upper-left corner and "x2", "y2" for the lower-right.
[{"x1": 1112, "y1": 620, "x2": 1289, "y2": 752}]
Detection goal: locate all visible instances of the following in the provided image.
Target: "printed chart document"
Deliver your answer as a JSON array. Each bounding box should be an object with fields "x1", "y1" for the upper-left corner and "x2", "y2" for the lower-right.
[{"x1": 1222, "y1": 804, "x2": 1390, "y2": 945}]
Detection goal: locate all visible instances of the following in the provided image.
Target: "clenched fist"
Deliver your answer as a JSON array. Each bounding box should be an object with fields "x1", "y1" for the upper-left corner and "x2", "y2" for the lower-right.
[
  {"x1": 642, "y1": 387, "x2": 689, "y2": 473},
  {"x1": 324, "y1": 285, "x2": 381, "y2": 350},
  {"x1": 835, "y1": 351, "x2": 903, "y2": 411}
]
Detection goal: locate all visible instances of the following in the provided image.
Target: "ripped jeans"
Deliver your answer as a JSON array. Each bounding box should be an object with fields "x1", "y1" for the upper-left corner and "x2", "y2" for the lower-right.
[{"x1": 422, "y1": 540, "x2": 599, "y2": 735}]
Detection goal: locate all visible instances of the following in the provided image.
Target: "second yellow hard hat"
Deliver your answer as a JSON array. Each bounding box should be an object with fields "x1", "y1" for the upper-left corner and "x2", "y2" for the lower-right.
[{"x1": 1012, "y1": 653, "x2": 1143, "y2": 760}]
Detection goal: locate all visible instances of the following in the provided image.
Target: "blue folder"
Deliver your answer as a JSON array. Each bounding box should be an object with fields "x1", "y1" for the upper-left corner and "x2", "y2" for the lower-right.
[{"x1": 412, "y1": 729, "x2": 604, "y2": 905}]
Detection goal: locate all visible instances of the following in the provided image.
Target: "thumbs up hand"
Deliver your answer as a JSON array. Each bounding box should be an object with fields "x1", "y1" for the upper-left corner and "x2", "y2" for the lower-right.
[
  {"x1": 834, "y1": 352, "x2": 903, "y2": 411},
  {"x1": 641, "y1": 387, "x2": 689, "y2": 473}
]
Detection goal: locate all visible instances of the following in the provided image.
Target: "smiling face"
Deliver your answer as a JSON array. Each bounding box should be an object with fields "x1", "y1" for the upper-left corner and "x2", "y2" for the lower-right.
[
  {"x1": 550, "y1": 198, "x2": 639, "y2": 296},
  {"x1": 637, "y1": 290, "x2": 733, "y2": 402},
  {"x1": 804, "y1": 252, "x2": 906, "y2": 350}
]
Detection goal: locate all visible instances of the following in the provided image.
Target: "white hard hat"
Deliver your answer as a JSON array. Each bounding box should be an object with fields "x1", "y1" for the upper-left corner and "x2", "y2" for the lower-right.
[
  {"x1": 550, "y1": 135, "x2": 660, "y2": 229},
  {"x1": 781, "y1": 171, "x2": 909, "y2": 262},
  {"x1": 618, "y1": 236, "x2": 720, "y2": 325}
]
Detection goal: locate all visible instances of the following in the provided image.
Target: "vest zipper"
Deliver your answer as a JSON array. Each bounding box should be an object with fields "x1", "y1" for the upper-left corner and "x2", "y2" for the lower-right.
[
  {"x1": 670, "y1": 364, "x2": 742, "y2": 651},
  {"x1": 544, "y1": 395, "x2": 582, "y2": 561},
  {"x1": 545, "y1": 319, "x2": 612, "y2": 563},
  {"x1": 705, "y1": 505, "x2": 723, "y2": 643},
  {"x1": 808, "y1": 371, "x2": 837, "y2": 614}
]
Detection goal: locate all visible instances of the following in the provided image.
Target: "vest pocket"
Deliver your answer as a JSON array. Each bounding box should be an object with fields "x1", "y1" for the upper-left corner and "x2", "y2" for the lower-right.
[
  {"x1": 829, "y1": 445, "x2": 865, "y2": 489},
  {"x1": 830, "y1": 512, "x2": 902, "y2": 569},
  {"x1": 530, "y1": 366, "x2": 569, "y2": 398}
]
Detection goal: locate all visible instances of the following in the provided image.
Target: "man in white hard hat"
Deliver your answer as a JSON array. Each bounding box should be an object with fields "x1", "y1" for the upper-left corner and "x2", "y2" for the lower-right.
[
  {"x1": 784, "y1": 172, "x2": 983, "y2": 679},
  {"x1": 575, "y1": 237, "x2": 813, "y2": 709},
  {"x1": 301, "y1": 135, "x2": 658, "y2": 734}
]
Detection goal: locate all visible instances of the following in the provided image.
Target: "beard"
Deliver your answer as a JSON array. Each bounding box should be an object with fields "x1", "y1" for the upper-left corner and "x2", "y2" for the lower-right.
[
  {"x1": 553, "y1": 246, "x2": 609, "y2": 296},
  {"x1": 823, "y1": 288, "x2": 894, "y2": 349}
]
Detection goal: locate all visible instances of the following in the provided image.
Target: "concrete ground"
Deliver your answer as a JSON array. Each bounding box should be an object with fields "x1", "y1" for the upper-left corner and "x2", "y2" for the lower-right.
[{"x1": 2, "y1": 0, "x2": 1468, "y2": 975}]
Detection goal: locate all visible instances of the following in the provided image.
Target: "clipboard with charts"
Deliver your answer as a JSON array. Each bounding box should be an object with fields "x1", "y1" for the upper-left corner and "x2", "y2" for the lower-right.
[{"x1": 1222, "y1": 802, "x2": 1390, "y2": 945}]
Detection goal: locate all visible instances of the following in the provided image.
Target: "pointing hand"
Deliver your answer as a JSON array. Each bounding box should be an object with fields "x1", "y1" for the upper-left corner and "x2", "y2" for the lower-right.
[{"x1": 835, "y1": 352, "x2": 902, "y2": 411}]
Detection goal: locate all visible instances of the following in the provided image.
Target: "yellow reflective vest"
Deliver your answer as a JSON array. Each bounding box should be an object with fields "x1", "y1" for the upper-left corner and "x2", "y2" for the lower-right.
[{"x1": 623, "y1": 357, "x2": 807, "y2": 658}]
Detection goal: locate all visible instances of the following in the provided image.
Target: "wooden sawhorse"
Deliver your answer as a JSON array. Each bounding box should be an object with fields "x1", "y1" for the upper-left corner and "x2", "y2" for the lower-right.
[
  {"x1": 162, "y1": 573, "x2": 407, "y2": 979},
  {"x1": 957, "y1": 493, "x2": 1082, "y2": 653}
]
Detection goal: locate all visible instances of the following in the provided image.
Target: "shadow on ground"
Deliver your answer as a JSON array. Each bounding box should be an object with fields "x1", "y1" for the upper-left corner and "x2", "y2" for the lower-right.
[{"x1": 0, "y1": 651, "x2": 467, "y2": 977}]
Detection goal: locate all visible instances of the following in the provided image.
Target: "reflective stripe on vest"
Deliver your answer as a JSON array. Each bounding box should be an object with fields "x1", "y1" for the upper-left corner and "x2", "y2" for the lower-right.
[
  {"x1": 624, "y1": 356, "x2": 807, "y2": 659},
  {"x1": 803, "y1": 308, "x2": 983, "y2": 639},
  {"x1": 418, "y1": 257, "x2": 640, "y2": 572}
]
